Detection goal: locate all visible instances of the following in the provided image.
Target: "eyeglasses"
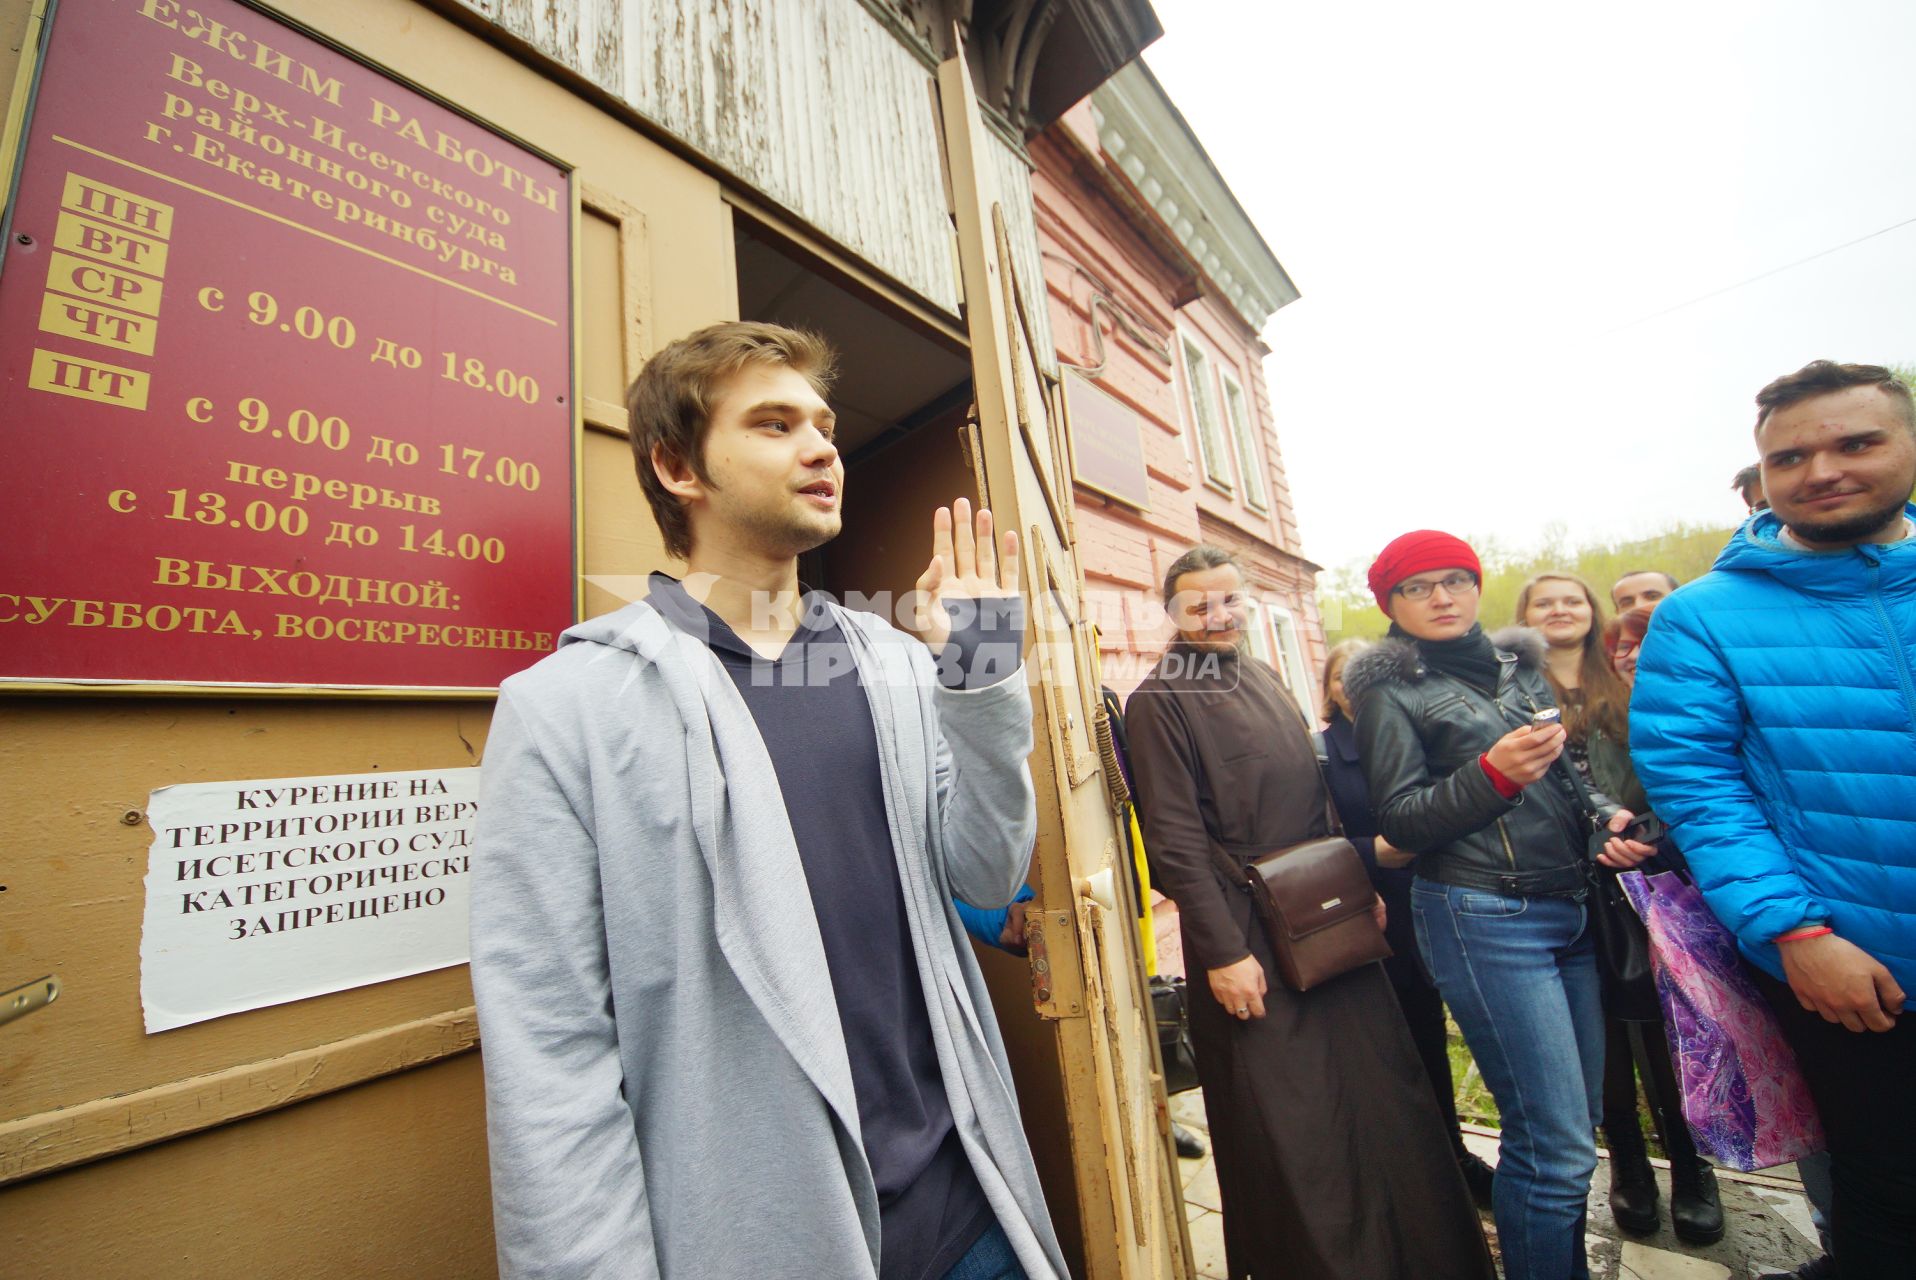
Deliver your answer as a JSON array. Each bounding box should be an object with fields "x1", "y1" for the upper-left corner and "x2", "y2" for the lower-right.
[{"x1": 1393, "y1": 572, "x2": 1479, "y2": 602}]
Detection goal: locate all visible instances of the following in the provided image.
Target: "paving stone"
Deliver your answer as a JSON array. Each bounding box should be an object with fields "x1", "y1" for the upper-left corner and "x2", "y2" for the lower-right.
[
  {"x1": 1182, "y1": 1157, "x2": 1221, "y2": 1213},
  {"x1": 1170, "y1": 1089, "x2": 1820, "y2": 1278},
  {"x1": 1582, "y1": 1166, "x2": 1816, "y2": 1279},
  {"x1": 1186, "y1": 1207, "x2": 1228, "y2": 1278},
  {"x1": 1460, "y1": 1128, "x2": 1502, "y2": 1164},
  {"x1": 1587, "y1": 1232, "x2": 1619, "y2": 1278},
  {"x1": 1168, "y1": 1090, "x2": 1209, "y2": 1131},
  {"x1": 1750, "y1": 1186, "x2": 1820, "y2": 1251},
  {"x1": 1617, "y1": 1240, "x2": 1731, "y2": 1279}
]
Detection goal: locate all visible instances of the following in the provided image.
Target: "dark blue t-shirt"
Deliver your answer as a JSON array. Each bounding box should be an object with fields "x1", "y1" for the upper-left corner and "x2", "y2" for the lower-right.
[{"x1": 647, "y1": 575, "x2": 1001, "y2": 1280}]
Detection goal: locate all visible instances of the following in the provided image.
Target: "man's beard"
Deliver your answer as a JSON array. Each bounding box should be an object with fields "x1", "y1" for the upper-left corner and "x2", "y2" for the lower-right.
[
  {"x1": 734, "y1": 499, "x2": 840, "y2": 557},
  {"x1": 1785, "y1": 492, "x2": 1909, "y2": 545},
  {"x1": 1177, "y1": 627, "x2": 1247, "y2": 653}
]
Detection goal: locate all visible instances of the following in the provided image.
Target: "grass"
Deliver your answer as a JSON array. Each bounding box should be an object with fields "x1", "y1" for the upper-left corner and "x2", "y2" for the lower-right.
[
  {"x1": 1447, "y1": 1021, "x2": 1501, "y2": 1127},
  {"x1": 1447, "y1": 1018, "x2": 1669, "y2": 1158}
]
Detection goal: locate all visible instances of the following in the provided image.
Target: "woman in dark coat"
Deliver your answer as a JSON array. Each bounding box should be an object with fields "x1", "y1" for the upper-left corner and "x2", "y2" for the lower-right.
[
  {"x1": 1347, "y1": 531, "x2": 1656, "y2": 1280},
  {"x1": 1319, "y1": 639, "x2": 1496, "y2": 1208},
  {"x1": 1125, "y1": 546, "x2": 1492, "y2": 1280}
]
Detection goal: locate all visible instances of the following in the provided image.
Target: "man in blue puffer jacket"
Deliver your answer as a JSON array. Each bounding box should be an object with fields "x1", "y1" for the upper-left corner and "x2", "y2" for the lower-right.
[{"x1": 1632, "y1": 360, "x2": 1916, "y2": 1280}]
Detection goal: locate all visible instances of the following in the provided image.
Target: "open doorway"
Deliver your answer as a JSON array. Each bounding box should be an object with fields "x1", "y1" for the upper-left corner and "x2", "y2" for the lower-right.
[
  {"x1": 732, "y1": 212, "x2": 974, "y2": 608},
  {"x1": 731, "y1": 210, "x2": 1091, "y2": 1271}
]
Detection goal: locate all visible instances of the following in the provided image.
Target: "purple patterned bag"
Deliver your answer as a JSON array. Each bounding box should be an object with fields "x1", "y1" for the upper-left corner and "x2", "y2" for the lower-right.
[{"x1": 1618, "y1": 870, "x2": 1825, "y2": 1171}]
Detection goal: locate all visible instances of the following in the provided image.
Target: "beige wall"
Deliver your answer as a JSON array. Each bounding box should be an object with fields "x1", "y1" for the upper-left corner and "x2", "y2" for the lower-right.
[
  {"x1": 3, "y1": 1055, "x2": 494, "y2": 1278},
  {"x1": 0, "y1": 0, "x2": 731, "y2": 1268}
]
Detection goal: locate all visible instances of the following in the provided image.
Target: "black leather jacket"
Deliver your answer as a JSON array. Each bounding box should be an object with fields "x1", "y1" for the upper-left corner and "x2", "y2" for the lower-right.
[{"x1": 1344, "y1": 628, "x2": 1609, "y2": 896}]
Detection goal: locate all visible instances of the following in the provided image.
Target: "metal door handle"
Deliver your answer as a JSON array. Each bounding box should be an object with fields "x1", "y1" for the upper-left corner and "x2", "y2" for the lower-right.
[{"x1": 0, "y1": 975, "x2": 60, "y2": 1028}]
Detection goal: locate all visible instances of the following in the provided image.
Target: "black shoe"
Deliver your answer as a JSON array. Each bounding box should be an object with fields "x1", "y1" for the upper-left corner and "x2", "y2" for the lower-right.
[
  {"x1": 1172, "y1": 1123, "x2": 1206, "y2": 1159},
  {"x1": 1756, "y1": 1256, "x2": 1838, "y2": 1280},
  {"x1": 1670, "y1": 1159, "x2": 1725, "y2": 1246},
  {"x1": 1458, "y1": 1151, "x2": 1495, "y2": 1210},
  {"x1": 1605, "y1": 1124, "x2": 1660, "y2": 1235}
]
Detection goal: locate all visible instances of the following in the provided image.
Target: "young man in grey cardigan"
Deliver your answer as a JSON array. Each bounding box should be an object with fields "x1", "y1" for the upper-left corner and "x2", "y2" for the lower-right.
[{"x1": 470, "y1": 321, "x2": 1063, "y2": 1279}]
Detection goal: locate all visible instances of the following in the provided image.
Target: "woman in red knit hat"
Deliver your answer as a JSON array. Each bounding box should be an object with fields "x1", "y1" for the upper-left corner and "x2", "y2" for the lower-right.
[{"x1": 1342, "y1": 530, "x2": 1656, "y2": 1280}]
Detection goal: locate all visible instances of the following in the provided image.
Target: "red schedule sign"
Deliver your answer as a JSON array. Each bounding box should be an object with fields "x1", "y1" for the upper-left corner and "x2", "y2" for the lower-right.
[{"x1": 0, "y1": 0, "x2": 575, "y2": 692}]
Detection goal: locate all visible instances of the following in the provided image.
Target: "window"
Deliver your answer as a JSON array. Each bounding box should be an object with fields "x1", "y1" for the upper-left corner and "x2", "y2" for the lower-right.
[
  {"x1": 1244, "y1": 594, "x2": 1317, "y2": 720},
  {"x1": 1180, "y1": 334, "x2": 1234, "y2": 491},
  {"x1": 1267, "y1": 604, "x2": 1316, "y2": 722},
  {"x1": 1220, "y1": 372, "x2": 1268, "y2": 511},
  {"x1": 1242, "y1": 599, "x2": 1277, "y2": 668}
]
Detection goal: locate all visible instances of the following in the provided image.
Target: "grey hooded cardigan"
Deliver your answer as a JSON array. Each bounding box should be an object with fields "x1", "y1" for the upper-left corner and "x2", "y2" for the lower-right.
[{"x1": 469, "y1": 599, "x2": 1065, "y2": 1279}]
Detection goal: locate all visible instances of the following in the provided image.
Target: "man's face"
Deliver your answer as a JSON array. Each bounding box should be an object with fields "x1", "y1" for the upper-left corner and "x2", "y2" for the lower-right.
[
  {"x1": 1611, "y1": 572, "x2": 1673, "y2": 614},
  {"x1": 1758, "y1": 386, "x2": 1916, "y2": 549},
  {"x1": 1170, "y1": 563, "x2": 1252, "y2": 652},
  {"x1": 679, "y1": 363, "x2": 843, "y2": 559}
]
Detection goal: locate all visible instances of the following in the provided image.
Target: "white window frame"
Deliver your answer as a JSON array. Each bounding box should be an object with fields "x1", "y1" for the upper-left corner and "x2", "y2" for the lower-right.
[
  {"x1": 1178, "y1": 332, "x2": 1234, "y2": 493},
  {"x1": 1219, "y1": 370, "x2": 1269, "y2": 512},
  {"x1": 1242, "y1": 597, "x2": 1277, "y2": 668},
  {"x1": 1266, "y1": 603, "x2": 1317, "y2": 722},
  {"x1": 1168, "y1": 338, "x2": 1194, "y2": 465}
]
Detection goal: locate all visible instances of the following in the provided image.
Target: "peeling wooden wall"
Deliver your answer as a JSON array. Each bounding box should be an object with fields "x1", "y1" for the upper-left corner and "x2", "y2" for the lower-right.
[{"x1": 454, "y1": 0, "x2": 1055, "y2": 367}]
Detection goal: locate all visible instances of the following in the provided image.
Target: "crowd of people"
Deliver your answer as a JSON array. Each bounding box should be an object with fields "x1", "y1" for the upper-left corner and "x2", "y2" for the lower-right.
[
  {"x1": 1124, "y1": 358, "x2": 1913, "y2": 1280},
  {"x1": 467, "y1": 323, "x2": 1911, "y2": 1280}
]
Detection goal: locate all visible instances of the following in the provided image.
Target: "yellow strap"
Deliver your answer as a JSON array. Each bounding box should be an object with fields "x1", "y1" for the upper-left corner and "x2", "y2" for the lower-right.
[
  {"x1": 1131, "y1": 804, "x2": 1158, "y2": 975},
  {"x1": 1091, "y1": 624, "x2": 1160, "y2": 975}
]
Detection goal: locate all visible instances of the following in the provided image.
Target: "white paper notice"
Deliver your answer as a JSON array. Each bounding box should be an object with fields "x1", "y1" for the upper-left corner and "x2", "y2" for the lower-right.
[{"x1": 140, "y1": 767, "x2": 479, "y2": 1033}]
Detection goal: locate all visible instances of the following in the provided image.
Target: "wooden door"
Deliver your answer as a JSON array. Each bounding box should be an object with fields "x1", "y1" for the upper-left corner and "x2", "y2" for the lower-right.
[{"x1": 935, "y1": 42, "x2": 1193, "y2": 1280}]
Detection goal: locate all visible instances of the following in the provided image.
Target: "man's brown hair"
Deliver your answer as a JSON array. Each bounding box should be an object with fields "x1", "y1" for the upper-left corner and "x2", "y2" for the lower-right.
[
  {"x1": 1754, "y1": 360, "x2": 1915, "y2": 436},
  {"x1": 1161, "y1": 544, "x2": 1242, "y2": 609},
  {"x1": 625, "y1": 321, "x2": 838, "y2": 560}
]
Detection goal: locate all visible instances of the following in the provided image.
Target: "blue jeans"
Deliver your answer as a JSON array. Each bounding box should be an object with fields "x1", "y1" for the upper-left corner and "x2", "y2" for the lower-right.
[
  {"x1": 942, "y1": 1220, "x2": 1027, "y2": 1280},
  {"x1": 1413, "y1": 879, "x2": 1606, "y2": 1280}
]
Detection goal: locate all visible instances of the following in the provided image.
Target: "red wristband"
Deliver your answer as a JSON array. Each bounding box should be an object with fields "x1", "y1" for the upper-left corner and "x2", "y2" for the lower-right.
[
  {"x1": 1775, "y1": 925, "x2": 1833, "y2": 944},
  {"x1": 1479, "y1": 753, "x2": 1522, "y2": 800}
]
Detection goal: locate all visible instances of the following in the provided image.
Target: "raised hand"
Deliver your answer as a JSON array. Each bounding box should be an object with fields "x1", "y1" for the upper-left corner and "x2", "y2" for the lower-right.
[{"x1": 915, "y1": 496, "x2": 1021, "y2": 651}]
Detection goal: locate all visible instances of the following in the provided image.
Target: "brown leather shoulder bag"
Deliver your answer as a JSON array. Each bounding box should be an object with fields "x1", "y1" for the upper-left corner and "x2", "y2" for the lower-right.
[{"x1": 1210, "y1": 836, "x2": 1392, "y2": 991}]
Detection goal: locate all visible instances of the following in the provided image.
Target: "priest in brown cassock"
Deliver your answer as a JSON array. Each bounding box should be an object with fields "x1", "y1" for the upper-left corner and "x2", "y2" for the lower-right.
[{"x1": 1124, "y1": 545, "x2": 1492, "y2": 1280}]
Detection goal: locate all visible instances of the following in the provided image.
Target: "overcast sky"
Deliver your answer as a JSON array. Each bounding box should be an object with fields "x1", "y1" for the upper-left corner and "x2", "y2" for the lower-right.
[{"x1": 1144, "y1": 0, "x2": 1916, "y2": 574}]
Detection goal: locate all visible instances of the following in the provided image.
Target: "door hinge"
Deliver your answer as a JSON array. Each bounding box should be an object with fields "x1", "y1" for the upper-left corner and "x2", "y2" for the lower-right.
[{"x1": 1025, "y1": 908, "x2": 1085, "y2": 1019}]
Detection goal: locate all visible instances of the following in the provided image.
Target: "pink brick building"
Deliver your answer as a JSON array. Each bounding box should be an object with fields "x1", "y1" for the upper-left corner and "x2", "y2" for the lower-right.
[{"x1": 1034, "y1": 64, "x2": 1324, "y2": 715}]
